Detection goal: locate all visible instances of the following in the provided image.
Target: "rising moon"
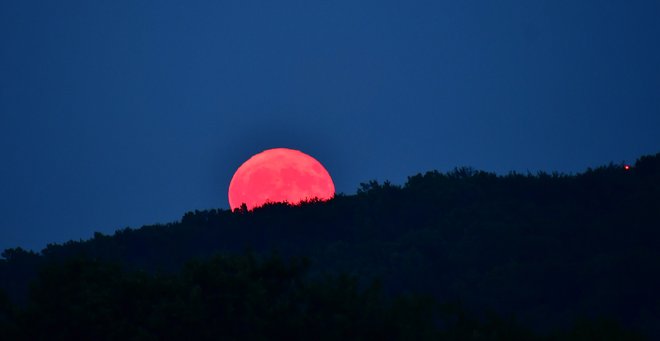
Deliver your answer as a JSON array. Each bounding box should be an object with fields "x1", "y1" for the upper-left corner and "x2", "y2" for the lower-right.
[{"x1": 228, "y1": 148, "x2": 335, "y2": 211}]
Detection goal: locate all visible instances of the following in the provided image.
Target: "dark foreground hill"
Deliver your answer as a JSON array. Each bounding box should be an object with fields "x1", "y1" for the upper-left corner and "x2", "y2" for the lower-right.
[{"x1": 1, "y1": 153, "x2": 659, "y2": 339}]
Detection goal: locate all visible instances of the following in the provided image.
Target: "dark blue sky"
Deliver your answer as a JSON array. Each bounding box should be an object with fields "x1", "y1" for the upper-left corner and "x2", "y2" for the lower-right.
[{"x1": 1, "y1": 1, "x2": 659, "y2": 251}]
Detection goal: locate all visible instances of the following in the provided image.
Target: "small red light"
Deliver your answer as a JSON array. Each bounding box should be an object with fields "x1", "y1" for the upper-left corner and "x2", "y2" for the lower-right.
[{"x1": 624, "y1": 165, "x2": 631, "y2": 171}]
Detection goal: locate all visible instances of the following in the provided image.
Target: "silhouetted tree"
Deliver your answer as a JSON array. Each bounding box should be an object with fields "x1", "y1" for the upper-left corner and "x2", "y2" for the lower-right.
[{"x1": 1, "y1": 152, "x2": 659, "y2": 339}]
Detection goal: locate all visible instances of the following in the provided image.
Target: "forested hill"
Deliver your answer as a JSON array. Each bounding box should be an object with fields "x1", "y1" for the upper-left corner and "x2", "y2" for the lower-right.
[{"x1": 1, "y1": 153, "x2": 659, "y2": 338}]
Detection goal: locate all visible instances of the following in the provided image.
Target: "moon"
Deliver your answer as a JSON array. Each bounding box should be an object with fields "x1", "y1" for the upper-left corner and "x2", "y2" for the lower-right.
[{"x1": 228, "y1": 148, "x2": 335, "y2": 211}]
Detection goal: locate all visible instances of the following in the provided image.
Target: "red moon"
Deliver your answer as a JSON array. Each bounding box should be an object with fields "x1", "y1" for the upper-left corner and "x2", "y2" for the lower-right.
[{"x1": 228, "y1": 148, "x2": 335, "y2": 211}]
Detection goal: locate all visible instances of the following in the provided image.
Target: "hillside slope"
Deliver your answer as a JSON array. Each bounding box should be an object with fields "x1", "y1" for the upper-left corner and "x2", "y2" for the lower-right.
[{"x1": 2, "y1": 153, "x2": 659, "y2": 337}]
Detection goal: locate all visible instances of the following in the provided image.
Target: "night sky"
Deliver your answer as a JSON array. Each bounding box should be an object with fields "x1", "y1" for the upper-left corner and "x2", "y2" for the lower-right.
[{"x1": 1, "y1": 1, "x2": 659, "y2": 251}]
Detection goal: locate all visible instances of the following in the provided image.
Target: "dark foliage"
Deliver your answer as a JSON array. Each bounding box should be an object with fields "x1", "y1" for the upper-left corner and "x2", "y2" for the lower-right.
[
  {"x1": 1, "y1": 152, "x2": 658, "y2": 339},
  {"x1": 0, "y1": 255, "x2": 643, "y2": 340},
  {"x1": 0, "y1": 255, "x2": 440, "y2": 340}
]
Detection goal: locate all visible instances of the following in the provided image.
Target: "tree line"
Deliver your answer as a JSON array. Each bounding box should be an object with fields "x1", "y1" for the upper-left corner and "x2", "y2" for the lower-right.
[{"x1": 1, "y1": 153, "x2": 658, "y2": 339}]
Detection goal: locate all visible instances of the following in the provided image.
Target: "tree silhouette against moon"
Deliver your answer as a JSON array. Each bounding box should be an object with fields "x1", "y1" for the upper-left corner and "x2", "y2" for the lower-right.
[{"x1": 228, "y1": 148, "x2": 335, "y2": 211}]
